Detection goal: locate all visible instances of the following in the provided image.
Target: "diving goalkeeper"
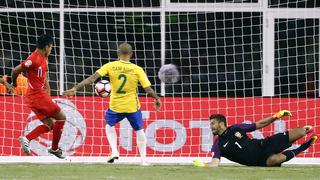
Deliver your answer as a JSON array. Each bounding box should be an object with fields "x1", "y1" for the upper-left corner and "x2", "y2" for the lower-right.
[{"x1": 194, "y1": 110, "x2": 317, "y2": 167}]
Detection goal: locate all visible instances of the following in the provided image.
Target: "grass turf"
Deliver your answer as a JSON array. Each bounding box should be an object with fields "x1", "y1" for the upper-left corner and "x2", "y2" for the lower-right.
[{"x1": 0, "y1": 164, "x2": 318, "y2": 180}]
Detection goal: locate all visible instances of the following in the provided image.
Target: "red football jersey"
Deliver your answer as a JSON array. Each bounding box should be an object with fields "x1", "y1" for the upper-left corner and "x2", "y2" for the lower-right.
[{"x1": 21, "y1": 50, "x2": 48, "y2": 94}]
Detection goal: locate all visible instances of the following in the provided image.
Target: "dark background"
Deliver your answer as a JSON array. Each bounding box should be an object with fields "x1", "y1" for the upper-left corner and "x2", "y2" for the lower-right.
[{"x1": 0, "y1": 0, "x2": 319, "y2": 97}]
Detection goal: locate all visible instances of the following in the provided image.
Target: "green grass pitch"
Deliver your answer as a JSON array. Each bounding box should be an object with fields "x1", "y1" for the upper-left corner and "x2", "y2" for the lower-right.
[{"x1": 0, "y1": 164, "x2": 318, "y2": 180}]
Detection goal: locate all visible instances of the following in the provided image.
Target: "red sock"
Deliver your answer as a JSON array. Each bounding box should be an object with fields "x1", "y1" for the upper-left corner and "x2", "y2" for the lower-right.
[
  {"x1": 52, "y1": 121, "x2": 65, "y2": 150},
  {"x1": 26, "y1": 124, "x2": 51, "y2": 141}
]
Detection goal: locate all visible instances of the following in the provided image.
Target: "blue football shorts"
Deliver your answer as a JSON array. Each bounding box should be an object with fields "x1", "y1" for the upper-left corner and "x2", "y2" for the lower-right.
[{"x1": 105, "y1": 108, "x2": 143, "y2": 131}]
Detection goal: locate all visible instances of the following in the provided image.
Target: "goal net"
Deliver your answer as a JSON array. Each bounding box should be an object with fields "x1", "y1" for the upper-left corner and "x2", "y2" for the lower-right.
[{"x1": 0, "y1": 0, "x2": 319, "y2": 163}]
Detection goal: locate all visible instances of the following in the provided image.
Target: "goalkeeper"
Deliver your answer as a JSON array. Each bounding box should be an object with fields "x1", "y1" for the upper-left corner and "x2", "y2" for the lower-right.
[{"x1": 194, "y1": 110, "x2": 317, "y2": 167}]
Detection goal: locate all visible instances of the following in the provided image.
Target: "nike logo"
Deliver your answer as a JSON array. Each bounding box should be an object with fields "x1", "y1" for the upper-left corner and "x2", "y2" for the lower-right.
[
  {"x1": 235, "y1": 142, "x2": 242, "y2": 149},
  {"x1": 223, "y1": 142, "x2": 229, "y2": 147}
]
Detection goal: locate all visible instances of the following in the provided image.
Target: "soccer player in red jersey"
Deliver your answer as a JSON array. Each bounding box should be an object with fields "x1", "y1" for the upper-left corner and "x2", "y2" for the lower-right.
[{"x1": 12, "y1": 34, "x2": 66, "y2": 158}]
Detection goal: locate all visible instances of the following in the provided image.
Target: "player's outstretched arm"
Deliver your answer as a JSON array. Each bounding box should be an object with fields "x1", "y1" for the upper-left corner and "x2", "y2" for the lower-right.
[
  {"x1": 193, "y1": 158, "x2": 220, "y2": 168},
  {"x1": 144, "y1": 86, "x2": 161, "y2": 110},
  {"x1": 256, "y1": 110, "x2": 292, "y2": 129},
  {"x1": 208, "y1": 158, "x2": 220, "y2": 167},
  {"x1": 63, "y1": 72, "x2": 101, "y2": 97}
]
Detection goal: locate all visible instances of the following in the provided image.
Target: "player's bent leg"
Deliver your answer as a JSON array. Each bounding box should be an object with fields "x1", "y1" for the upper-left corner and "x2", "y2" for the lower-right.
[
  {"x1": 105, "y1": 109, "x2": 124, "y2": 163},
  {"x1": 266, "y1": 154, "x2": 287, "y2": 167},
  {"x1": 25, "y1": 117, "x2": 53, "y2": 141},
  {"x1": 42, "y1": 117, "x2": 54, "y2": 128},
  {"x1": 19, "y1": 136, "x2": 31, "y2": 156},
  {"x1": 281, "y1": 133, "x2": 317, "y2": 163},
  {"x1": 304, "y1": 125, "x2": 313, "y2": 134},
  {"x1": 51, "y1": 110, "x2": 66, "y2": 120},
  {"x1": 127, "y1": 110, "x2": 149, "y2": 166},
  {"x1": 20, "y1": 117, "x2": 53, "y2": 156},
  {"x1": 48, "y1": 148, "x2": 64, "y2": 159},
  {"x1": 51, "y1": 111, "x2": 66, "y2": 149},
  {"x1": 48, "y1": 111, "x2": 66, "y2": 159},
  {"x1": 288, "y1": 127, "x2": 308, "y2": 143},
  {"x1": 310, "y1": 134, "x2": 318, "y2": 145}
]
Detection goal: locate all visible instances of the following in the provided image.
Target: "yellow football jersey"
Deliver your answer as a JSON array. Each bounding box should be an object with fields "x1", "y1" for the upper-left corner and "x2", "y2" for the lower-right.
[{"x1": 96, "y1": 60, "x2": 151, "y2": 113}]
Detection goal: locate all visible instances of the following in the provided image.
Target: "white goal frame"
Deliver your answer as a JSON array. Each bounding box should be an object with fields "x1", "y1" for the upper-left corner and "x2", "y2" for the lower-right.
[{"x1": 0, "y1": 0, "x2": 319, "y2": 164}]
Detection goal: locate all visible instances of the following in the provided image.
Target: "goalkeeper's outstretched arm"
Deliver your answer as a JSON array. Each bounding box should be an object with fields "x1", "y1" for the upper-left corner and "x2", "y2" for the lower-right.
[
  {"x1": 255, "y1": 110, "x2": 292, "y2": 129},
  {"x1": 208, "y1": 158, "x2": 220, "y2": 167},
  {"x1": 63, "y1": 72, "x2": 101, "y2": 97},
  {"x1": 193, "y1": 158, "x2": 220, "y2": 168}
]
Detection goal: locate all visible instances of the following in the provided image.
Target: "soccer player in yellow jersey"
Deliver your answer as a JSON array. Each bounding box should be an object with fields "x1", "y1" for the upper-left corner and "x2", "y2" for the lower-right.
[{"x1": 63, "y1": 43, "x2": 161, "y2": 166}]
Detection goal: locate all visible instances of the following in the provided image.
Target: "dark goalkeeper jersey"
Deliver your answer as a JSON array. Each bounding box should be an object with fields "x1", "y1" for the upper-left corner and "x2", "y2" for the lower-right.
[{"x1": 211, "y1": 123, "x2": 264, "y2": 166}]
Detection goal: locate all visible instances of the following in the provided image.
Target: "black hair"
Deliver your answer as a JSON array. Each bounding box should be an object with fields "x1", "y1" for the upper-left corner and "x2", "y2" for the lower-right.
[
  {"x1": 209, "y1": 114, "x2": 227, "y2": 126},
  {"x1": 37, "y1": 34, "x2": 53, "y2": 49}
]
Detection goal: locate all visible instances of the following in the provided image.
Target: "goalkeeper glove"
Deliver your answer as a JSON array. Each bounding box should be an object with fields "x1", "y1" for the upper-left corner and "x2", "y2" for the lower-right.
[
  {"x1": 272, "y1": 110, "x2": 292, "y2": 120},
  {"x1": 193, "y1": 160, "x2": 207, "y2": 167}
]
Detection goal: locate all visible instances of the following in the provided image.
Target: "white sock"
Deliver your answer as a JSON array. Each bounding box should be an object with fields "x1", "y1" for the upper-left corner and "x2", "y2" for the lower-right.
[
  {"x1": 105, "y1": 124, "x2": 119, "y2": 156},
  {"x1": 136, "y1": 129, "x2": 147, "y2": 163}
]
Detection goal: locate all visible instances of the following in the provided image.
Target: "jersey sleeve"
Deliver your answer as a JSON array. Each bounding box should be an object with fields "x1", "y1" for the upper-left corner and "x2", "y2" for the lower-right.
[
  {"x1": 230, "y1": 123, "x2": 256, "y2": 132},
  {"x1": 96, "y1": 63, "x2": 109, "y2": 77},
  {"x1": 137, "y1": 67, "x2": 151, "y2": 88},
  {"x1": 21, "y1": 58, "x2": 37, "y2": 70},
  {"x1": 211, "y1": 138, "x2": 221, "y2": 159}
]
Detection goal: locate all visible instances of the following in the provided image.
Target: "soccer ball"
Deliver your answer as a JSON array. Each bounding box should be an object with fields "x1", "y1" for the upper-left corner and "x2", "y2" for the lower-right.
[
  {"x1": 158, "y1": 64, "x2": 180, "y2": 83},
  {"x1": 95, "y1": 80, "x2": 111, "y2": 97}
]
